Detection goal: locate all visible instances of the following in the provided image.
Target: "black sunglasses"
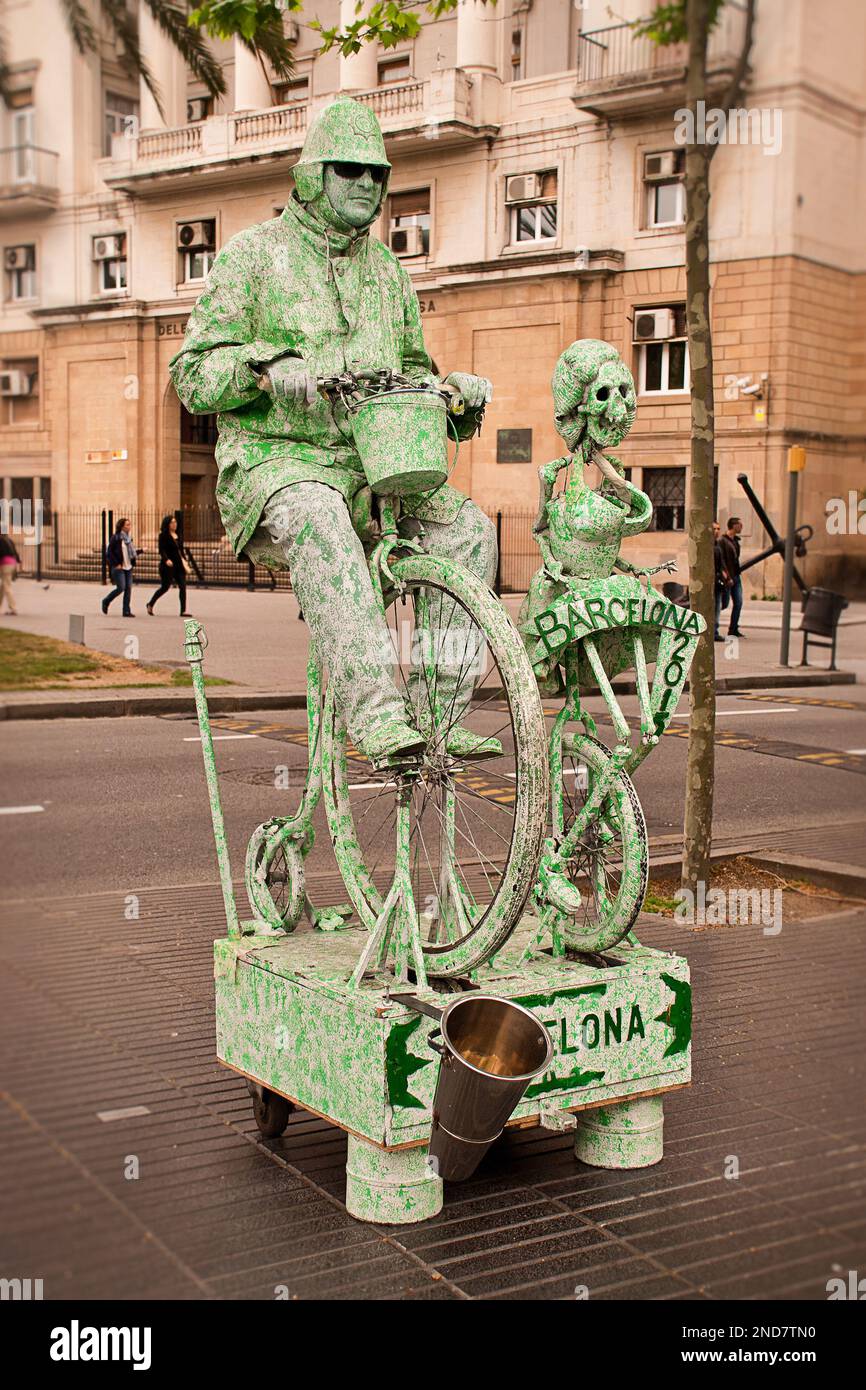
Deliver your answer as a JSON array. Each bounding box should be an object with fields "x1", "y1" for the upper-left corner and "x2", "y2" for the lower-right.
[{"x1": 331, "y1": 162, "x2": 387, "y2": 185}]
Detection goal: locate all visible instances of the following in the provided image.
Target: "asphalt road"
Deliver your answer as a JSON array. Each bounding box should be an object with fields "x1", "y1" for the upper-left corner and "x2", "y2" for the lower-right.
[{"x1": 1, "y1": 684, "x2": 865, "y2": 901}]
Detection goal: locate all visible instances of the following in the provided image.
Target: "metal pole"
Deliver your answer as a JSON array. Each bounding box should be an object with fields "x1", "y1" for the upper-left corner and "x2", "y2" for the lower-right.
[
  {"x1": 100, "y1": 510, "x2": 108, "y2": 585},
  {"x1": 495, "y1": 510, "x2": 502, "y2": 595},
  {"x1": 780, "y1": 448, "x2": 805, "y2": 666}
]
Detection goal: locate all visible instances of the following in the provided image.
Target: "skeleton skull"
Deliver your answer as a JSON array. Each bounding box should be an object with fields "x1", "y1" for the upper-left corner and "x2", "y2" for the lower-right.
[{"x1": 552, "y1": 340, "x2": 637, "y2": 452}]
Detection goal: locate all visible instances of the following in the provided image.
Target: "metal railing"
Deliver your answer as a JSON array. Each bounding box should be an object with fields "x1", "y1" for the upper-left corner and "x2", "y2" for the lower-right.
[
  {"x1": 0, "y1": 144, "x2": 59, "y2": 190},
  {"x1": 11, "y1": 505, "x2": 540, "y2": 594},
  {"x1": 576, "y1": 5, "x2": 745, "y2": 83}
]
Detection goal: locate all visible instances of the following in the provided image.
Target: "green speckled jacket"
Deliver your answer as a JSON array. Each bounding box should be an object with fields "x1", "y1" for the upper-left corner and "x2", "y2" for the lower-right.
[{"x1": 170, "y1": 194, "x2": 474, "y2": 561}]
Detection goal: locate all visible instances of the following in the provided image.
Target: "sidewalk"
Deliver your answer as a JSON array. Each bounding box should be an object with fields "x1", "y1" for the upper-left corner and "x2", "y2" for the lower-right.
[{"x1": 0, "y1": 577, "x2": 860, "y2": 720}]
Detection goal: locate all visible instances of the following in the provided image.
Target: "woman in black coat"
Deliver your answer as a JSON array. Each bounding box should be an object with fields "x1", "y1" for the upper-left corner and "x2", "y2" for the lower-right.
[{"x1": 146, "y1": 515, "x2": 191, "y2": 616}]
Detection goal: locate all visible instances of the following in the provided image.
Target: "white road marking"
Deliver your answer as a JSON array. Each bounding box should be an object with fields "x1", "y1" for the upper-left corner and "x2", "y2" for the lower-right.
[
  {"x1": 183, "y1": 734, "x2": 259, "y2": 741},
  {"x1": 97, "y1": 1106, "x2": 151, "y2": 1123},
  {"x1": 671, "y1": 706, "x2": 799, "y2": 719},
  {"x1": 0, "y1": 804, "x2": 44, "y2": 815}
]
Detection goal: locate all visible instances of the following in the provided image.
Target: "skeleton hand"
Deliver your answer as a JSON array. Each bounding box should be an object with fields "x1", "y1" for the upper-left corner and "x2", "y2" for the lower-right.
[
  {"x1": 261, "y1": 358, "x2": 319, "y2": 405},
  {"x1": 444, "y1": 372, "x2": 493, "y2": 410}
]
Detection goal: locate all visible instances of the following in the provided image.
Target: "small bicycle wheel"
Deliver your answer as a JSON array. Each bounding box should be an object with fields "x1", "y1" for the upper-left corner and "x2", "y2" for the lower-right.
[
  {"x1": 323, "y1": 552, "x2": 549, "y2": 978},
  {"x1": 555, "y1": 732, "x2": 648, "y2": 951},
  {"x1": 245, "y1": 821, "x2": 306, "y2": 931}
]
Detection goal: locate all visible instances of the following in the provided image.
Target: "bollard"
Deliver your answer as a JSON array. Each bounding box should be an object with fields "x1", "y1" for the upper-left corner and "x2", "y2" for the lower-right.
[{"x1": 68, "y1": 614, "x2": 85, "y2": 646}]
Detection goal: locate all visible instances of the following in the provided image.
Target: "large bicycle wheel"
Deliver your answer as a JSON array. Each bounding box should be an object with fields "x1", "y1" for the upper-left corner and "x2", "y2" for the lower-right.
[
  {"x1": 554, "y1": 732, "x2": 648, "y2": 951},
  {"x1": 322, "y1": 552, "x2": 549, "y2": 978}
]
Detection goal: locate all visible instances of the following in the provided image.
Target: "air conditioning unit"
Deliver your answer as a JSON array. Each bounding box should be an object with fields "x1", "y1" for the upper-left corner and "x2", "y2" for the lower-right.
[
  {"x1": 187, "y1": 97, "x2": 210, "y2": 123},
  {"x1": 505, "y1": 172, "x2": 541, "y2": 204},
  {"x1": 644, "y1": 151, "x2": 678, "y2": 181},
  {"x1": 177, "y1": 221, "x2": 215, "y2": 251},
  {"x1": 285, "y1": 19, "x2": 300, "y2": 43},
  {"x1": 390, "y1": 225, "x2": 425, "y2": 257},
  {"x1": 0, "y1": 369, "x2": 33, "y2": 397},
  {"x1": 4, "y1": 245, "x2": 34, "y2": 271},
  {"x1": 93, "y1": 235, "x2": 124, "y2": 261},
  {"x1": 633, "y1": 307, "x2": 677, "y2": 342}
]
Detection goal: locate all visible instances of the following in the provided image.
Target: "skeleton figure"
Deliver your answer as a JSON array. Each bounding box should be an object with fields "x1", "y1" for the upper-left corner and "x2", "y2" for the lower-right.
[
  {"x1": 170, "y1": 97, "x2": 497, "y2": 763},
  {"x1": 519, "y1": 339, "x2": 675, "y2": 693}
]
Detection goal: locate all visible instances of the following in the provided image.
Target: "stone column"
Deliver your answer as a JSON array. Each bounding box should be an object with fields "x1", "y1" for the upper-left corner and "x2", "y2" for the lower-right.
[
  {"x1": 456, "y1": 0, "x2": 499, "y2": 73},
  {"x1": 338, "y1": 0, "x2": 378, "y2": 92},
  {"x1": 138, "y1": 1, "x2": 188, "y2": 130},
  {"x1": 233, "y1": 37, "x2": 272, "y2": 111}
]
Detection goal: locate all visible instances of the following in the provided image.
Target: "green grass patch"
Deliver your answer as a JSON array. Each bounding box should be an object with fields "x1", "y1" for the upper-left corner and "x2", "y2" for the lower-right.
[{"x1": 0, "y1": 628, "x2": 102, "y2": 689}]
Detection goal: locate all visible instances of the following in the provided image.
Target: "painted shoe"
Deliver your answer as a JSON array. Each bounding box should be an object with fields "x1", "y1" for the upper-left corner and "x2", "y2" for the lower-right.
[
  {"x1": 361, "y1": 719, "x2": 425, "y2": 768},
  {"x1": 443, "y1": 724, "x2": 503, "y2": 759}
]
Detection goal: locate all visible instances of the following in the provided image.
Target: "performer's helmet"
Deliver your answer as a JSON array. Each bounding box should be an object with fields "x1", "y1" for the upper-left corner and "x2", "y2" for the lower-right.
[{"x1": 292, "y1": 96, "x2": 391, "y2": 206}]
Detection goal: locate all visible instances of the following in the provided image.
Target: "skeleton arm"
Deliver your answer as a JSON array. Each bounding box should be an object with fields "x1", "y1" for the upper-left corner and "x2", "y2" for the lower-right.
[{"x1": 614, "y1": 557, "x2": 678, "y2": 578}]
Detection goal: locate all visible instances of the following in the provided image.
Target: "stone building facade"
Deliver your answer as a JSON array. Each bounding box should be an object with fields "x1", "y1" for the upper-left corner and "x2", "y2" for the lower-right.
[{"x1": 1, "y1": 0, "x2": 864, "y2": 590}]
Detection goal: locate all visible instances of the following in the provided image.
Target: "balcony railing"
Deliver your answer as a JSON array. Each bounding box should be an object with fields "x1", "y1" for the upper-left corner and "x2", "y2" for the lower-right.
[
  {"x1": 233, "y1": 101, "x2": 308, "y2": 148},
  {"x1": 0, "y1": 145, "x2": 60, "y2": 213},
  {"x1": 137, "y1": 125, "x2": 203, "y2": 162},
  {"x1": 356, "y1": 80, "x2": 426, "y2": 120},
  {"x1": 576, "y1": 6, "x2": 746, "y2": 92}
]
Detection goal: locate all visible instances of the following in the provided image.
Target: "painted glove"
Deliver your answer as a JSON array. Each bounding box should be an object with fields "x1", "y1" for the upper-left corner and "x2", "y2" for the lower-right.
[
  {"x1": 444, "y1": 372, "x2": 493, "y2": 410},
  {"x1": 262, "y1": 358, "x2": 319, "y2": 405}
]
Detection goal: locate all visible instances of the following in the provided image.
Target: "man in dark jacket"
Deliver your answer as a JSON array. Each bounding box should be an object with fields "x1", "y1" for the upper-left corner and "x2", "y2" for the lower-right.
[{"x1": 719, "y1": 516, "x2": 744, "y2": 638}]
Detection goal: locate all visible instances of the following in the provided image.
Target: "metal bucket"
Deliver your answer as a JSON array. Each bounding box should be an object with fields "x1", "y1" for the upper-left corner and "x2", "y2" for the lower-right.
[
  {"x1": 350, "y1": 388, "x2": 449, "y2": 496},
  {"x1": 428, "y1": 994, "x2": 554, "y2": 1182}
]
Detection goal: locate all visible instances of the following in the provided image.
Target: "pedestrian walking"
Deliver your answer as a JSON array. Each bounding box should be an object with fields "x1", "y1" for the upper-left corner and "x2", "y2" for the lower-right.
[
  {"x1": 0, "y1": 532, "x2": 20, "y2": 615},
  {"x1": 146, "y1": 515, "x2": 192, "y2": 616},
  {"x1": 719, "y1": 515, "x2": 745, "y2": 638},
  {"x1": 101, "y1": 517, "x2": 137, "y2": 616},
  {"x1": 713, "y1": 520, "x2": 731, "y2": 642}
]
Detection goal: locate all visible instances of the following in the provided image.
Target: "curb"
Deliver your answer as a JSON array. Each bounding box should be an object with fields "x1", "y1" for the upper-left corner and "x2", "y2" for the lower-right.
[
  {"x1": 645, "y1": 847, "x2": 866, "y2": 901},
  {"x1": 0, "y1": 668, "x2": 855, "y2": 722}
]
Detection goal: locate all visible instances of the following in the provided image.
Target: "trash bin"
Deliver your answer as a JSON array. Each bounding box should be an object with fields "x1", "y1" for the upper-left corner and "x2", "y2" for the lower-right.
[{"x1": 800, "y1": 587, "x2": 848, "y2": 670}]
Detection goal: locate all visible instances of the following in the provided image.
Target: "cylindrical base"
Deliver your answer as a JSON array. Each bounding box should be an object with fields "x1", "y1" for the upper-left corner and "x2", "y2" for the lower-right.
[
  {"x1": 574, "y1": 1096, "x2": 664, "y2": 1169},
  {"x1": 345, "y1": 1136, "x2": 443, "y2": 1224}
]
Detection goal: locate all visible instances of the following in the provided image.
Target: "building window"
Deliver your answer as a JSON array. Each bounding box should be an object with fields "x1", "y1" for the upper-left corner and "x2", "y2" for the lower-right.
[
  {"x1": 94, "y1": 234, "x2": 127, "y2": 294},
  {"x1": 10, "y1": 98, "x2": 35, "y2": 181},
  {"x1": 378, "y1": 54, "x2": 412, "y2": 85},
  {"x1": 388, "y1": 188, "x2": 430, "y2": 256},
  {"x1": 635, "y1": 305, "x2": 688, "y2": 394},
  {"x1": 273, "y1": 76, "x2": 309, "y2": 105},
  {"x1": 0, "y1": 357, "x2": 39, "y2": 426},
  {"x1": 509, "y1": 171, "x2": 558, "y2": 245},
  {"x1": 187, "y1": 96, "x2": 213, "y2": 123},
  {"x1": 177, "y1": 220, "x2": 217, "y2": 284},
  {"x1": 104, "y1": 91, "x2": 139, "y2": 155},
  {"x1": 38, "y1": 476, "x2": 51, "y2": 515},
  {"x1": 645, "y1": 467, "x2": 686, "y2": 531},
  {"x1": 4, "y1": 245, "x2": 37, "y2": 301},
  {"x1": 181, "y1": 405, "x2": 218, "y2": 447},
  {"x1": 643, "y1": 149, "x2": 685, "y2": 229}
]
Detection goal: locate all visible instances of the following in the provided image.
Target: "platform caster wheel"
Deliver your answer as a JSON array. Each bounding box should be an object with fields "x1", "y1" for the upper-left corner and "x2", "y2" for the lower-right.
[{"x1": 247, "y1": 1081, "x2": 294, "y2": 1137}]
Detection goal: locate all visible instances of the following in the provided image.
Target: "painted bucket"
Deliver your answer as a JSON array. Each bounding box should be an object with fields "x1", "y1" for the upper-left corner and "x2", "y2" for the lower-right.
[
  {"x1": 427, "y1": 994, "x2": 553, "y2": 1182},
  {"x1": 350, "y1": 389, "x2": 449, "y2": 496},
  {"x1": 574, "y1": 1096, "x2": 664, "y2": 1169}
]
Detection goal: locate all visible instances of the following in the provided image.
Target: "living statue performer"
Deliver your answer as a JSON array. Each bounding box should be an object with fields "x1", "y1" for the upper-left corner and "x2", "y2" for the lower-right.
[
  {"x1": 170, "y1": 97, "x2": 497, "y2": 765},
  {"x1": 519, "y1": 338, "x2": 676, "y2": 694}
]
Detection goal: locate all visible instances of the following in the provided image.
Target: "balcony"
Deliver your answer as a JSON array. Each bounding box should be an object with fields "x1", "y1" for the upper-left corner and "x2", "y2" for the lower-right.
[
  {"x1": 100, "y1": 69, "x2": 495, "y2": 194},
  {"x1": 573, "y1": 6, "x2": 748, "y2": 118},
  {"x1": 0, "y1": 146, "x2": 60, "y2": 217}
]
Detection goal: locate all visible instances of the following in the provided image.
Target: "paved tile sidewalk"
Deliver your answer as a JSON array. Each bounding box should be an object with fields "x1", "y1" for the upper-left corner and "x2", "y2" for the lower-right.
[{"x1": 1, "y1": 872, "x2": 863, "y2": 1300}]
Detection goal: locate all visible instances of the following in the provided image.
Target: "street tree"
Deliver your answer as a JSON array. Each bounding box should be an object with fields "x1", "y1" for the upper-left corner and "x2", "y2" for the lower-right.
[{"x1": 636, "y1": 0, "x2": 755, "y2": 893}]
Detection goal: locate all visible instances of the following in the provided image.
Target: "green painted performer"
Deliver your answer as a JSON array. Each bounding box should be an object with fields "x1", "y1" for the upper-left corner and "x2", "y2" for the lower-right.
[{"x1": 171, "y1": 97, "x2": 496, "y2": 764}]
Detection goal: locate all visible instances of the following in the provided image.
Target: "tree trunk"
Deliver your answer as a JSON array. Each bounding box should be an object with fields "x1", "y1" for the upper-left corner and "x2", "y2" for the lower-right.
[{"x1": 681, "y1": 0, "x2": 717, "y2": 895}]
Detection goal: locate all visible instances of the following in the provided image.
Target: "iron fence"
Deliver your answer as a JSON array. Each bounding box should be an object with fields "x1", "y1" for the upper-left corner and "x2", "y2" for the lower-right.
[{"x1": 11, "y1": 504, "x2": 539, "y2": 594}]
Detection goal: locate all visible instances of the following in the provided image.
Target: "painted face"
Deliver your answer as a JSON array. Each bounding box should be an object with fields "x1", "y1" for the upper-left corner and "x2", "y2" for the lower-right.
[{"x1": 323, "y1": 162, "x2": 385, "y2": 229}]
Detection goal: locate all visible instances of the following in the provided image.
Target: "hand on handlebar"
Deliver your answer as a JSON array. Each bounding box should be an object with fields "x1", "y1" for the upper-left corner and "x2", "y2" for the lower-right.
[
  {"x1": 444, "y1": 372, "x2": 493, "y2": 410},
  {"x1": 259, "y1": 358, "x2": 319, "y2": 405}
]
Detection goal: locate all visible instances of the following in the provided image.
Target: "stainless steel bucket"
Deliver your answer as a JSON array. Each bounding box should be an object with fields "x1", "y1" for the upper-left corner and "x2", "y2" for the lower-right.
[{"x1": 427, "y1": 994, "x2": 554, "y2": 1182}]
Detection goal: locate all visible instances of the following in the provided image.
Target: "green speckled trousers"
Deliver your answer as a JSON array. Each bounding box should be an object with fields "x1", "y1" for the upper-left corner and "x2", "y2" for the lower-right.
[{"x1": 261, "y1": 482, "x2": 497, "y2": 746}]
